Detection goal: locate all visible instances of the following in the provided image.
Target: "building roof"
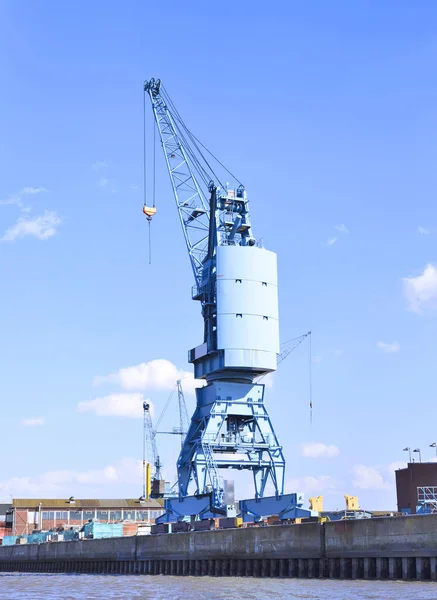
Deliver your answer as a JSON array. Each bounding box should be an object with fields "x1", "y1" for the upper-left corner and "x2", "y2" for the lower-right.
[{"x1": 12, "y1": 498, "x2": 162, "y2": 509}]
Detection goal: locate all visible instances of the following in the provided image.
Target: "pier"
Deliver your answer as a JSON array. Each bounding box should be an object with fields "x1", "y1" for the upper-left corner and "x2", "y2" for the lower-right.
[{"x1": 1, "y1": 514, "x2": 436, "y2": 580}]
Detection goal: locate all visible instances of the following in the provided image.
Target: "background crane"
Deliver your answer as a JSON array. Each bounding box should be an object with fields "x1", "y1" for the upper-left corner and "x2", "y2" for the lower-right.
[
  {"x1": 142, "y1": 401, "x2": 164, "y2": 499},
  {"x1": 153, "y1": 379, "x2": 189, "y2": 442},
  {"x1": 176, "y1": 380, "x2": 190, "y2": 447}
]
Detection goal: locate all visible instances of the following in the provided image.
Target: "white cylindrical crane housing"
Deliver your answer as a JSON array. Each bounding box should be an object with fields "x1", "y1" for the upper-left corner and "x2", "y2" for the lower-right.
[{"x1": 216, "y1": 244, "x2": 279, "y2": 374}]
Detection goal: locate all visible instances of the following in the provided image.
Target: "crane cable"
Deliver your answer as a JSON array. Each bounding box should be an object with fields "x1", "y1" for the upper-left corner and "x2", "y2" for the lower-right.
[
  {"x1": 154, "y1": 375, "x2": 195, "y2": 438},
  {"x1": 143, "y1": 91, "x2": 147, "y2": 209},
  {"x1": 309, "y1": 332, "x2": 313, "y2": 425},
  {"x1": 142, "y1": 91, "x2": 153, "y2": 265},
  {"x1": 154, "y1": 384, "x2": 177, "y2": 433},
  {"x1": 143, "y1": 92, "x2": 158, "y2": 265},
  {"x1": 147, "y1": 120, "x2": 157, "y2": 266},
  {"x1": 161, "y1": 86, "x2": 217, "y2": 186},
  {"x1": 257, "y1": 330, "x2": 313, "y2": 424},
  {"x1": 161, "y1": 84, "x2": 242, "y2": 190},
  {"x1": 153, "y1": 119, "x2": 156, "y2": 208}
]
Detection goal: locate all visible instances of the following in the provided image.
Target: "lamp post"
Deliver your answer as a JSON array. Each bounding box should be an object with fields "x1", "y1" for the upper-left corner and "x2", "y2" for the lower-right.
[
  {"x1": 142, "y1": 401, "x2": 147, "y2": 501},
  {"x1": 413, "y1": 448, "x2": 422, "y2": 463},
  {"x1": 403, "y1": 447, "x2": 412, "y2": 463},
  {"x1": 430, "y1": 442, "x2": 437, "y2": 458}
]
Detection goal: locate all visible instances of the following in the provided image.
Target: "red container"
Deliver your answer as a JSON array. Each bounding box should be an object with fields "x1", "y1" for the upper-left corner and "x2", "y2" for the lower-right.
[{"x1": 122, "y1": 523, "x2": 138, "y2": 537}]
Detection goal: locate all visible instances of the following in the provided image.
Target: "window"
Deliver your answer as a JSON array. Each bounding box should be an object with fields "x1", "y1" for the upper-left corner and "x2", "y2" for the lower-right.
[
  {"x1": 110, "y1": 511, "x2": 122, "y2": 521},
  {"x1": 48, "y1": 512, "x2": 54, "y2": 520},
  {"x1": 28, "y1": 511, "x2": 36, "y2": 524},
  {"x1": 96, "y1": 511, "x2": 109, "y2": 521},
  {"x1": 55, "y1": 511, "x2": 68, "y2": 521},
  {"x1": 136, "y1": 510, "x2": 147, "y2": 521},
  {"x1": 42, "y1": 512, "x2": 49, "y2": 520},
  {"x1": 150, "y1": 510, "x2": 164, "y2": 520},
  {"x1": 83, "y1": 510, "x2": 95, "y2": 521},
  {"x1": 69, "y1": 511, "x2": 82, "y2": 521},
  {"x1": 124, "y1": 510, "x2": 135, "y2": 521}
]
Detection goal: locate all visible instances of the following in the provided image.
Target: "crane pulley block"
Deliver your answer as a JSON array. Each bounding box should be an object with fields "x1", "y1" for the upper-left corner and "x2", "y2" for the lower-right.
[{"x1": 143, "y1": 205, "x2": 156, "y2": 220}]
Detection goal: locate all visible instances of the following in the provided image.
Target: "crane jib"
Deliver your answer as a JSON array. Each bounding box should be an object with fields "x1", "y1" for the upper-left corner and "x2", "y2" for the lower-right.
[{"x1": 143, "y1": 79, "x2": 255, "y2": 296}]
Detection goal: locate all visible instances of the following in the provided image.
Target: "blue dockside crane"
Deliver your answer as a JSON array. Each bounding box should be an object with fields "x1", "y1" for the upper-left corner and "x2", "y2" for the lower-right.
[{"x1": 143, "y1": 79, "x2": 315, "y2": 523}]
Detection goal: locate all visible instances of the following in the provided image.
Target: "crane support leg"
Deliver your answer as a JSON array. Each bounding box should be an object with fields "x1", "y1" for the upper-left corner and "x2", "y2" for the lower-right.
[
  {"x1": 177, "y1": 381, "x2": 285, "y2": 506},
  {"x1": 239, "y1": 493, "x2": 318, "y2": 523}
]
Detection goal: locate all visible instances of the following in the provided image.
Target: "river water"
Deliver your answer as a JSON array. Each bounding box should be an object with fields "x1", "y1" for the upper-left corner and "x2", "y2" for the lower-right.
[{"x1": 1, "y1": 574, "x2": 436, "y2": 599}]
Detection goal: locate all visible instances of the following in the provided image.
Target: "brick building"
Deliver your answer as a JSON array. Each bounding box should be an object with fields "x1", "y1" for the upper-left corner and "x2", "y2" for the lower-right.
[
  {"x1": 395, "y1": 462, "x2": 437, "y2": 514},
  {"x1": 8, "y1": 498, "x2": 164, "y2": 537}
]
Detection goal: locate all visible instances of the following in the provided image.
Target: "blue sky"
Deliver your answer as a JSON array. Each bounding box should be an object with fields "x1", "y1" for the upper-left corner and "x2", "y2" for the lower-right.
[{"x1": 1, "y1": 0, "x2": 437, "y2": 510}]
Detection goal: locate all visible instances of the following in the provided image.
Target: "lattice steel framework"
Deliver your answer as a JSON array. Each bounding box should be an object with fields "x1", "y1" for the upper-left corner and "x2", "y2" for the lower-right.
[
  {"x1": 417, "y1": 486, "x2": 437, "y2": 513},
  {"x1": 145, "y1": 79, "x2": 210, "y2": 289}
]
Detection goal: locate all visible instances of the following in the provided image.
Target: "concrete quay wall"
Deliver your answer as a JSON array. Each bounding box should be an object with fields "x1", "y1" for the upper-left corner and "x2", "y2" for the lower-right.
[
  {"x1": 0, "y1": 523, "x2": 321, "y2": 563},
  {"x1": 1, "y1": 515, "x2": 437, "y2": 580},
  {"x1": 326, "y1": 514, "x2": 437, "y2": 558}
]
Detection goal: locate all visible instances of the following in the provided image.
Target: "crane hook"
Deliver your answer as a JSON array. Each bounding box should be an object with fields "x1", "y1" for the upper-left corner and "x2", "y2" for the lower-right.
[
  {"x1": 143, "y1": 206, "x2": 156, "y2": 265},
  {"x1": 143, "y1": 206, "x2": 156, "y2": 219}
]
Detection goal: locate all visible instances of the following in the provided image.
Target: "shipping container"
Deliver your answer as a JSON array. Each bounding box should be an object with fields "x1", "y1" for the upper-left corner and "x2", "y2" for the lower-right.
[
  {"x1": 2, "y1": 535, "x2": 17, "y2": 546},
  {"x1": 151, "y1": 523, "x2": 171, "y2": 534},
  {"x1": 82, "y1": 521, "x2": 123, "y2": 539},
  {"x1": 137, "y1": 524, "x2": 151, "y2": 536},
  {"x1": 218, "y1": 517, "x2": 243, "y2": 529},
  {"x1": 193, "y1": 519, "x2": 215, "y2": 531},
  {"x1": 172, "y1": 521, "x2": 191, "y2": 533},
  {"x1": 122, "y1": 523, "x2": 138, "y2": 537}
]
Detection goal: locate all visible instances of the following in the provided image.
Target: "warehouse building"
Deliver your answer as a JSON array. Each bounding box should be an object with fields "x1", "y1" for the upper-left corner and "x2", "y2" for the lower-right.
[{"x1": 6, "y1": 498, "x2": 164, "y2": 537}]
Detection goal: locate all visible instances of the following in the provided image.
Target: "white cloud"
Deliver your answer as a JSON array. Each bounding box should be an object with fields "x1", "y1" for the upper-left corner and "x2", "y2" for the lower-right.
[
  {"x1": 98, "y1": 177, "x2": 109, "y2": 187},
  {"x1": 418, "y1": 226, "x2": 430, "y2": 235},
  {"x1": 0, "y1": 458, "x2": 142, "y2": 501},
  {"x1": 386, "y1": 461, "x2": 405, "y2": 474},
  {"x1": 20, "y1": 187, "x2": 48, "y2": 195},
  {"x1": 302, "y1": 442, "x2": 339, "y2": 459},
  {"x1": 285, "y1": 475, "x2": 335, "y2": 495},
  {"x1": 77, "y1": 393, "x2": 148, "y2": 418},
  {"x1": 1, "y1": 210, "x2": 61, "y2": 242},
  {"x1": 92, "y1": 160, "x2": 108, "y2": 171},
  {"x1": 403, "y1": 264, "x2": 437, "y2": 313},
  {"x1": 352, "y1": 465, "x2": 391, "y2": 490},
  {"x1": 0, "y1": 187, "x2": 48, "y2": 213},
  {"x1": 0, "y1": 195, "x2": 22, "y2": 207},
  {"x1": 325, "y1": 237, "x2": 337, "y2": 246},
  {"x1": 376, "y1": 341, "x2": 400, "y2": 354},
  {"x1": 335, "y1": 224, "x2": 349, "y2": 234},
  {"x1": 0, "y1": 187, "x2": 48, "y2": 212},
  {"x1": 93, "y1": 359, "x2": 204, "y2": 395},
  {"x1": 21, "y1": 417, "x2": 45, "y2": 427}
]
